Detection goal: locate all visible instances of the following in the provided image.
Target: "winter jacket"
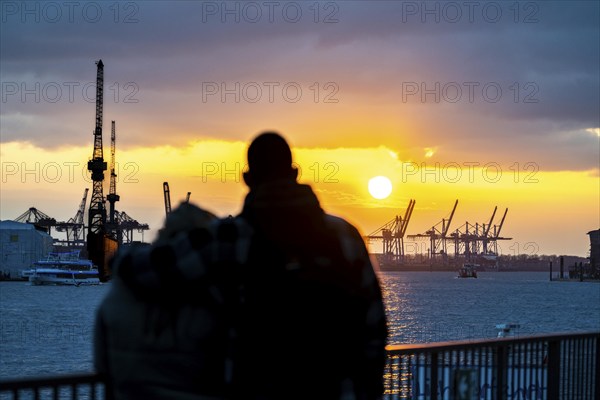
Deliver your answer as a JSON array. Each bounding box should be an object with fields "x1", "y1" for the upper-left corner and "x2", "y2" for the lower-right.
[
  {"x1": 94, "y1": 204, "x2": 227, "y2": 400},
  {"x1": 232, "y1": 180, "x2": 388, "y2": 399}
]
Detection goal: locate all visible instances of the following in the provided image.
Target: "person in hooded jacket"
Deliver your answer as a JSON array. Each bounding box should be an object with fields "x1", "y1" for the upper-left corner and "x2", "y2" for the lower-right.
[
  {"x1": 94, "y1": 204, "x2": 229, "y2": 400},
  {"x1": 94, "y1": 131, "x2": 388, "y2": 400},
  {"x1": 230, "y1": 132, "x2": 388, "y2": 399}
]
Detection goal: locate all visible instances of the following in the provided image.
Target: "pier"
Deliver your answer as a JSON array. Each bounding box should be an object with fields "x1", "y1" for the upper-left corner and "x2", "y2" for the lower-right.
[{"x1": 1, "y1": 331, "x2": 598, "y2": 399}]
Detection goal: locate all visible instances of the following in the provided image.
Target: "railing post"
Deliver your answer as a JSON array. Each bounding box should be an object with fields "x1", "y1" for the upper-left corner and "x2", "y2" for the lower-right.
[
  {"x1": 595, "y1": 335, "x2": 600, "y2": 400},
  {"x1": 430, "y1": 352, "x2": 438, "y2": 400},
  {"x1": 495, "y1": 344, "x2": 507, "y2": 400},
  {"x1": 547, "y1": 339, "x2": 560, "y2": 399}
]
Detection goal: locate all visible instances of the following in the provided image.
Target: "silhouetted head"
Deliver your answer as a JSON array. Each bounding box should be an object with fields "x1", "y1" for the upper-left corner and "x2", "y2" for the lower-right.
[
  {"x1": 243, "y1": 131, "x2": 298, "y2": 188},
  {"x1": 156, "y1": 202, "x2": 217, "y2": 244}
]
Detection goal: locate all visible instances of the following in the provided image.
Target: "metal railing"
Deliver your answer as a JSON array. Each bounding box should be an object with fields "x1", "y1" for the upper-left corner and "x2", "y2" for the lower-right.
[
  {"x1": 0, "y1": 373, "x2": 107, "y2": 400},
  {"x1": 384, "y1": 331, "x2": 599, "y2": 399},
  {"x1": 1, "y1": 332, "x2": 598, "y2": 400}
]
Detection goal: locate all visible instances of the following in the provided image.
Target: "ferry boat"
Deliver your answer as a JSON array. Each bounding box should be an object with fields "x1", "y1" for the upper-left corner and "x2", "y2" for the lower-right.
[
  {"x1": 457, "y1": 263, "x2": 478, "y2": 278},
  {"x1": 21, "y1": 251, "x2": 100, "y2": 286}
]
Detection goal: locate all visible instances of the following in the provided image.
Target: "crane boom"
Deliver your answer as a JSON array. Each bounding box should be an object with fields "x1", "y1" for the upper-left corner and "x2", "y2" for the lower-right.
[
  {"x1": 73, "y1": 188, "x2": 89, "y2": 242},
  {"x1": 92, "y1": 60, "x2": 104, "y2": 160},
  {"x1": 495, "y1": 208, "x2": 509, "y2": 238},
  {"x1": 71, "y1": 188, "x2": 88, "y2": 225},
  {"x1": 484, "y1": 206, "x2": 498, "y2": 236},
  {"x1": 399, "y1": 199, "x2": 416, "y2": 238},
  {"x1": 443, "y1": 200, "x2": 458, "y2": 237},
  {"x1": 164, "y1": 182, "x2": 172, "y2": 216}
]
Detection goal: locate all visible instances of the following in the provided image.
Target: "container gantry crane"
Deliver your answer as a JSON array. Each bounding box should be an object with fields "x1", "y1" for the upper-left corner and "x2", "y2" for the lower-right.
[
  {"x1": 481, "y1": 206, "x2": 498, "y2": 254},
  {"x1": 489, "y1": 207, "x2": 511, "y2": 255},
  {"x1": 55, "y1": 188, "x2": 89, "y2": 248},
  {"x1": 408, "y1": 199, "x2": 458, "y2": 259},
  {"x1": 116, "y1": 211, "x2": 150, "y2": 244},
  {"x1": 14, "y1": 207, "x2": 56, "y2": 234},
  {"x1": 366, "y1": 199, "x2": 416, "y2": 266},
  {"x1": 449, "y1": 207, "x2": 511, "y2": 261}
]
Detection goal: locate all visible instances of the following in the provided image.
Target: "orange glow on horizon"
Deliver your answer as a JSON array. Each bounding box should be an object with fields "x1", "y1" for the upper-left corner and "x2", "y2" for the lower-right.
[{"x1": 1, "y1": 140, "x2": 597, "y2": 256}]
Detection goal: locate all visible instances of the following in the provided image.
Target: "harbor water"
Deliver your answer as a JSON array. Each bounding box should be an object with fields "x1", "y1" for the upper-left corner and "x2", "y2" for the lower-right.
[{"x1": 1, "y1": 271, "x2": 599, "y2": 379}]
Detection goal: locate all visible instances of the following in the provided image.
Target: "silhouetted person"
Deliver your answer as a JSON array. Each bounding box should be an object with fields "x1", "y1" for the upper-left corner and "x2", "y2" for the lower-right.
[
  {"x1": 94, "y1": 131, "x2": 388, "y2": 400},
  {"x1": 233, "y1": 132, "x2": 388, "y2": 399},
  {"x1": 94, "y1": 204, "x2": 226, "y2": 400}
]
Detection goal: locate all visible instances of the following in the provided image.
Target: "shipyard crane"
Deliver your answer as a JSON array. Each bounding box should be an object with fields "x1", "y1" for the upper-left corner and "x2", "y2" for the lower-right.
[
  {"x1": 86, "y1": 60, "x2": 117, "y2": 281},
  {"x1": 106, "y1": 120, "x2": 120, "y2": 242},
  {"x1": 164, "y1": 182, "x2": 172, "y2": 217},
  {"x1": 87, "y1": 60, "x2": 107, "y2": 236}
]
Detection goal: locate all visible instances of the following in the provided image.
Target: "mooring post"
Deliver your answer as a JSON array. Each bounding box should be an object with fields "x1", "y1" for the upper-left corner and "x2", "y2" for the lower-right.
[{"x1": 560, "y1": 256, "x2": 564, "y2": 280}]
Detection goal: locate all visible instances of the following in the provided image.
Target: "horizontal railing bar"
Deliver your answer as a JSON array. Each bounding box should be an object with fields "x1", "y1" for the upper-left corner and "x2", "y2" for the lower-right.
[
  {"x1": 0, "y1": 372, "x2": 103, "y2": 391},
  {"x1": 386, "y1": 331, "x2": 600, "y2": 354}
]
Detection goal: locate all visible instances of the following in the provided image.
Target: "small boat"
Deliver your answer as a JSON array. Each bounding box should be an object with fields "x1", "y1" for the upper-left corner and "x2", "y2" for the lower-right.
[
  {"x1": 23, "y1": 251, "x2": 100, "y2": 286},
  {"x1": 20, "y1": 269, "x2": 35, "y2": 280},
  {"x1": 457, "y1": 263, "x2": 478, "y2": 278},
  {"x1": 496, "y1": 323, "x2": 521, "y2": 338}
]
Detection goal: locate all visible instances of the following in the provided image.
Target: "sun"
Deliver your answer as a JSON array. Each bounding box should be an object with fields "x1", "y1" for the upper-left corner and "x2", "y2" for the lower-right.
[{"x1": 368, "y1": 176, "x2": 393, "y2": 200}]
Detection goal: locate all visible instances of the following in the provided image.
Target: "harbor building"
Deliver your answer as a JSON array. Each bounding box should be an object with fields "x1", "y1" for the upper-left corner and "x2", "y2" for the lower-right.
[
  {"x1": 0, "y1": 220, "x2": 53, "y2": 279},
  {"x1": 589, "y1": 229, "x2": 600, "y2": 271}
]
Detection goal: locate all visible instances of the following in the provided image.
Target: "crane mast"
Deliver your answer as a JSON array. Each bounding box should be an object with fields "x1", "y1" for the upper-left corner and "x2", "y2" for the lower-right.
[
  {"x1": 107, "y1": 120, "x2": 120, "y2": 240},
  {"x1": 87, "y1": 59, "x2": 107, "y2": 235}
]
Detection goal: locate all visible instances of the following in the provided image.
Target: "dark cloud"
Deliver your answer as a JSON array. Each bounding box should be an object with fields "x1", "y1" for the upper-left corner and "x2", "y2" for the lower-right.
[{"x1": 1, "y1": 1, "x2": 598, "y2": 169}]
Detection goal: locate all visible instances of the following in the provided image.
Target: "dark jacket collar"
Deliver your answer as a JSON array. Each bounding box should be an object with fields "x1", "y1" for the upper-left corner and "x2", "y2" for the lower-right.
[
  {"x1": 241, "y1": 179, "x2": 322, "y2": 218},
  {"x1": 240, "y1": 179, "x2": 325, "y2": 244}
]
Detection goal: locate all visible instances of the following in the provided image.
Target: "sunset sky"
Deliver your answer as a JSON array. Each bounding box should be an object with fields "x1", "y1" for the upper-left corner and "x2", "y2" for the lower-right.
[{"x1": 1, "y1": 1, "x2": 598, "y2": 257}]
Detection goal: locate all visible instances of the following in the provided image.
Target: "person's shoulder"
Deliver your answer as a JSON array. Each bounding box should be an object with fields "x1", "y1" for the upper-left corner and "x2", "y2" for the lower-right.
[
  {"x1": 323, "y1": 213, "x2": 369, "y2": 261},
  {"x1": 323, "y1": 214, "x2": 362, "y2": 239}
]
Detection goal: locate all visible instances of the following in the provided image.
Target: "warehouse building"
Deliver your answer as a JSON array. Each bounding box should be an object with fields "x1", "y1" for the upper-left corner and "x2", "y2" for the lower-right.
[{"x1": 0, "y1": 220, "x2": 53, "y2": 279}]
